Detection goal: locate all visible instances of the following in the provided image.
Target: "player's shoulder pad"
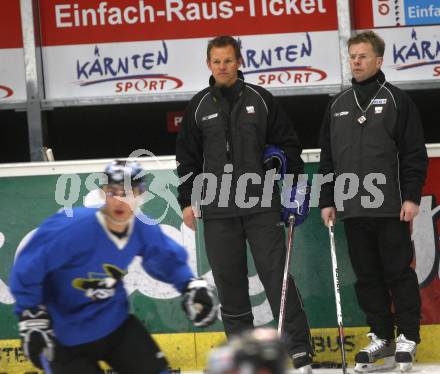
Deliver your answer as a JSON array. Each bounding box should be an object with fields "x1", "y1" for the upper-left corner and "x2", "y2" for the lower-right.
[{"x1": 39, "y1": 207, "x2": 99, "y2": 238}]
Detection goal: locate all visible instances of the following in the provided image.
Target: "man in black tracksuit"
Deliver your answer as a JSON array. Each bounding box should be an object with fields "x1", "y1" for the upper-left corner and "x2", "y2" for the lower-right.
[
  {"x1": 176, "y1": 36, "x2": 313, "y2": 371},
  {"x1": 319, "y1": 31, "x2": 428, "y2": 372}
]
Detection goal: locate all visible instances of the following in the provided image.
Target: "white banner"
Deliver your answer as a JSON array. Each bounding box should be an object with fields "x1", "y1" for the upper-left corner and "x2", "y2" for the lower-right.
[
  {"x1": 0, "y1": 49, "x2": 26, "y2": 101},
  {"x1": 372, "y1": 0, "x2": 406, "y2": 27},
  {"x1": 374, "y1": 25, "x2": 440, "y2": 82},
  {"x1": 42, "y1": 31, "x2": 341, "y2": 100}
]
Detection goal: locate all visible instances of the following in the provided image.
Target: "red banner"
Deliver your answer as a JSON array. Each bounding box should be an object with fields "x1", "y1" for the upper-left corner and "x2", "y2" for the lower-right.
[
  {"x1": 39, "y1": 0, "x2": 338, "y2": 46},
  {"x1": 420, "y1": 157, "x2": 440, "y2": 325},
  {"x1": 351, "y1": 0, "x2": 374, "y2": 30},
  {"x1": 0, "y1": 0, "x2": 22, "y2": 49},
  {"x1": 167, "y1": 111, "x2": 184, "y2": 133}
]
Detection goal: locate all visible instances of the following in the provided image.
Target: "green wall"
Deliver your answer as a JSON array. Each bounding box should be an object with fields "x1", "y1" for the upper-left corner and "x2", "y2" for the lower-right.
[{"x1": 0, "y1": 164, "x2": 365, "y2": 339}]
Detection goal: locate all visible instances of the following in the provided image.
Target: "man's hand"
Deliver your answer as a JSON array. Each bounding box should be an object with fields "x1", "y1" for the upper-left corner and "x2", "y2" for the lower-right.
[
  {"x1": 321, "y1": 206, "x2": 336, "y2": 227},
  {"x1": 183, "y1": 206, "x2": 196, "y2": 231},
  {"x1": 182, "y1": 278, "x2": 219, "y2": 327},
  {"x1": 400, "y1": 200, "x2": 419, "y2": 222},
  {"x1": 18, "y1": 305, "x2": 54, "y2": 369}
]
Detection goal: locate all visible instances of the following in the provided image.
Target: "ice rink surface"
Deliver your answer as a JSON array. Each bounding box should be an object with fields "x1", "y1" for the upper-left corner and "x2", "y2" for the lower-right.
[
  {"x1": 294, "y1": 365, "x2": 440, "y2": 373},
  {"x1": 184, "y1": 365, "x2": 440, "y2": 374}
]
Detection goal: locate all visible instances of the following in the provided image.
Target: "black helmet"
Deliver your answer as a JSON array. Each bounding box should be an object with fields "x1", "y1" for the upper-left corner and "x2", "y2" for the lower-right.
[
  {"x1": 232, "y1": 328, "x2": 288, "y2": 374},
  {"x1": 104, "y1": 160, "x2": 145, "y2": 191},
  {"x1": 208, "y1": 328, "x2": 288, "y2": 374}
]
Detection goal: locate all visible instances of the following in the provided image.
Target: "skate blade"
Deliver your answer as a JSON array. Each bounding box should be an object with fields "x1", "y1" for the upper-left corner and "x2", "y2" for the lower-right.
[
  {"x1": 399, "y1": 362, "x2": 413, "y2": 372},
  {"x1": 298, "y1": 364, "x2": 313, "y2": 374},
  {"x1": 354, "y1": 356, "x2": 396, "y2": 373}
]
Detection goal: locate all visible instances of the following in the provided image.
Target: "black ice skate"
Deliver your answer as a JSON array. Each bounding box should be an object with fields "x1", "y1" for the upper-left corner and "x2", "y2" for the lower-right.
[
  {"x1": 291, "y1": 352, "x2": 313, "y2": 373},
  {"x1": 354, "y1": 333, "x2": 396, "y2": 373},
  {"x1": 395, "y1": 334, "x2": 417, "y2": 372}
]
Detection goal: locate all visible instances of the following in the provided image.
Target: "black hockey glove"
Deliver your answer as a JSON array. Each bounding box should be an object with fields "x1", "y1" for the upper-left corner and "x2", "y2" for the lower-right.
[
  {"x1": 18, "y1": 305, "x2": 55, "y2": 369},
  {"x1": 182, "y1": 278, "x2": 219, "y2": 327}
]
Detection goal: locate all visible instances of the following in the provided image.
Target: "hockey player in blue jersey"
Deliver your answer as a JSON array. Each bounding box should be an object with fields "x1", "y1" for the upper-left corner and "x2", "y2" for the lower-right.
[{"x1": 9, "y1": 160, "x2": 219, "y2": 374}]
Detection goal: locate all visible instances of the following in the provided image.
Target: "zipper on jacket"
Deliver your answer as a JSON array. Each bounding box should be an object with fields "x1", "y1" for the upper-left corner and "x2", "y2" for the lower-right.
[
  {"x1": 213, "y1": 93, "x2": 234, "y2": 163},
  {"x1": 223, "y1": 110, "x2": 232, "y2": 162}
]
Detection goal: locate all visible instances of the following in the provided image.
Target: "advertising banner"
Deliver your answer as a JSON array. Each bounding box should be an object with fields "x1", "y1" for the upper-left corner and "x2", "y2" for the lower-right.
[
  {"x1": 0, "y1": 1, "x2": 26, "y2": 102},
  {"x1": 42, "y1": 31, "x2": 341, "y2": 99},
  {"x1": 39, "y1": 0, "x2": 337, "y2": 46},
  {"x1": 352, "y1": 1, "x2": 440, "y2": 83},
  {"x1": 354, "y1": 0, "x2": 440, "y2": 28},
  {"x1": 0, "y1": 156, "x2": 439, "y2": 371},
  {"x1": 375, "y1": 26, "x2": 440, "y2": 82},
  {"x1": 418, "y1": 158, "x2": 440, "y2": 325},
  {"x1": 2, "y1": 0, "x2": 439, "y2": 105},
  {"x1": 37, "y1": 0, "x2": 340, "y2": 99},
  {"x1": 1, "y1": 158, "x2": 439, "y2": 335},
  {"x1": 0, "y1": 162, "x2": 356, "y2": 338}
]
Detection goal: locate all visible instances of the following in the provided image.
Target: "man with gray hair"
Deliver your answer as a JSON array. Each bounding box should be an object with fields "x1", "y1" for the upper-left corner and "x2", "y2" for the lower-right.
[{"x1": 318, "y1": 30, "x2": 428, "y2": 372}]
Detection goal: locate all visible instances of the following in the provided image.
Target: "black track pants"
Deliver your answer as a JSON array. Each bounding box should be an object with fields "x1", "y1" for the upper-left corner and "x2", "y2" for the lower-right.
[
  {"x1": 50, "y1": 315, "x2": 169, "y2": 374},
  {"x1": 204, "y1": 211, "x2": 313, "y2": 354},
  {"x1": 344, "y1": 217, "x2": 421, "y2": 342}
]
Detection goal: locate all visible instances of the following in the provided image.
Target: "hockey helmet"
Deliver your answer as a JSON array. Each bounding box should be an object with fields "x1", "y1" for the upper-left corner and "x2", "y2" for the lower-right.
[
  {"x1": 103, "y1": 160, "x2": 146, "y2": 192},
  {"x1": 232, "y1": 328, "x2": 288, "y2": 374},
  {"x1": 208, "y1": 328, "x2": 288, "y2": 374}
]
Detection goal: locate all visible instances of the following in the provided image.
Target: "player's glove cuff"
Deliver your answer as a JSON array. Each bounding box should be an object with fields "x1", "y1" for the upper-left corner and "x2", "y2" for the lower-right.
[
  {"x1": 182, "y1": 278, "x2": 219, "y2": 327},
  {"x1": 19, "y1": 305, "x2": 55, "y2": 368}
]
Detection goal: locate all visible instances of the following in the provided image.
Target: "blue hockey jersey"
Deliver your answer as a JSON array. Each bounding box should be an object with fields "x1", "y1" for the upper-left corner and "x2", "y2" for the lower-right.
[{"x1": 9, "y1": 207, "x2": 194, "y2": 346}]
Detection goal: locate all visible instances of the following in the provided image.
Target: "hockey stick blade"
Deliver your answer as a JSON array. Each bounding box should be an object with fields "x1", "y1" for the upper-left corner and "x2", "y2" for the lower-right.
[
  {"x1": 277, "y1": 214, "x2": 295, "y2": 337},
  {"x1": 328, "y1": 220, "x2": 349, "y2": 374}
]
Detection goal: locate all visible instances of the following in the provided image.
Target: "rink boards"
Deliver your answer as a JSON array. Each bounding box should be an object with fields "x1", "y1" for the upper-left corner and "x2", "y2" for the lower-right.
[
  {"x1": 0, "y1": 150, "x2": 439, "y2": 372},
  {"x1": 1, "y1": 326, "x2": 440, "y2": 372}
]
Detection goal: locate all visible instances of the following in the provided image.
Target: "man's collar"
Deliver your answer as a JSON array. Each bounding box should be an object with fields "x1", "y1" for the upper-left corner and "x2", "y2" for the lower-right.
[
  {"x1": 209, "y1": 70, "x2": 245, "y2": 99},
  {"x1": 352, "y1": 70, "x2": 385, "y2": 86}
]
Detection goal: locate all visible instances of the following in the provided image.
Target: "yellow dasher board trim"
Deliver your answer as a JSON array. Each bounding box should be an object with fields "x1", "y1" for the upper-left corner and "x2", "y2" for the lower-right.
[{"x1": 2, "y1": 325, "x2": 440, "y2": 372}]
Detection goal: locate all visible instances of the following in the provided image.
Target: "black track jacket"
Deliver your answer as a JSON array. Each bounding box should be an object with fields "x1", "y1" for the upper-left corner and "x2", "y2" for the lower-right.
[
  {"x1": 318, "y1": 70, "x2": 428, "y2": 219},
  {"x1": 176, "y1": 71, "x2": 303, "y2": 219}
]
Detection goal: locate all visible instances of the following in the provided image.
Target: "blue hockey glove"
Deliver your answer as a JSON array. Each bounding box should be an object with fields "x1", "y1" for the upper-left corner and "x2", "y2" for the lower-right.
[
  {"x1": 18, "y1": 305, "x2": 54, "y2": 369},
  {"x1": 281, "y1": 181, "x2": 311, "y2": 226},
  {"x1": 182, "y1": 278, "x2": 219, "y2": 327},
  {"x1": 263, "y1": 145, "x2": 287, "y2": 179}
]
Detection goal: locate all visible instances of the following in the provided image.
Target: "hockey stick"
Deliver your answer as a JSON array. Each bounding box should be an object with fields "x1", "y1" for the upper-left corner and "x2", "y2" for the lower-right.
[
  {"x1": 40, "y1": 352, "x2": 53, "y2": 373},
  {"x1": 41, "y1": 147, "x2": 55, "y2": 162},
  {"x1": 193, "y1": 201, "x2": 203, "y2": 277},
  {"x1": 328, "y1": 220, "x2": 348, "y2": 374},
  {"x1": 278, "y1": 214, "x2": 295, "y2": 337}
]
